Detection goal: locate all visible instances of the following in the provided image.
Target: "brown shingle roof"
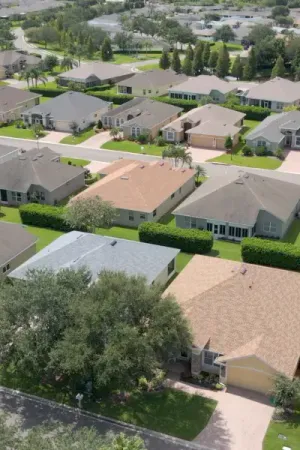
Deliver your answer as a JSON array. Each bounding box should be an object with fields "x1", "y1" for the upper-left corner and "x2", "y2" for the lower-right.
[
  {"x1": 0, "y1": 86, "x2": 40, "y2": 112},
  {"x1": 74, "y1": 159, "x2": 195, "y2": 212},
  {"x1": 165, "y1": 255, "x2": 300, "y2": 378},
  {"x1": 0, "y1": 221, "x2": 37, "y2": 266}
]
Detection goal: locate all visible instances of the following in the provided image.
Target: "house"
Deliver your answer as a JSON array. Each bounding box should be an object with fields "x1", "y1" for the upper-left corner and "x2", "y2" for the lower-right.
[
  {"x1": 0, "y1": 50, "x2": 41, "y2": 78},
  {"x1": 117, "y1": 69, "x2": 188, "y2": 97},
  {"x1": 162, "y1": 104, "x2": 245, "y2": 149},
  {"x1": 246, "y1": 110, "x2": 300, "y2": 152},
  {"x1": 21, "y1": 91, "x2": 112, "y2": 133},
  {"x1": 73, "y1": 159, "x2": 195, "y2": 227},
  {"x1": 0, "y1": 86, "x2": 41, "y2": 122},
  {"x1": 57, "y1": 62, "x2": 134, "y2": 88},
  {"x1": 244, "y1": 77, "x2": 300, "y2": 111},
  {"x1": 0, "y1": 144, "x2": 18, "y2": 164},
  {"x1": 168, "y1": 75, "x2": 237, "y2": 103},
  {"x1": 102, "y1": 98, "x2": 182, "y2": 139},
  {"x1": 173, "y1": 171, "x2": 300, "y2": 240},
  {"x1": 9, "y1": 231, "x2": 180, "y2": 286},
  {"x1": 165, "y1": 255, "x2": 300, "y2": 395},
  {"x1": 0, "y1": 147, "x2": 85, "y2": 206},
  {"x1": 0, "y1": 221, "x2": 37, "y2": 280}
]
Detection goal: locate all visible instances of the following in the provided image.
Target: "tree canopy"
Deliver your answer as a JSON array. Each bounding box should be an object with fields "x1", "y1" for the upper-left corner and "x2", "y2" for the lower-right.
[{"x1": 214, "y1": 25, "x2": 235, "y2": 43}]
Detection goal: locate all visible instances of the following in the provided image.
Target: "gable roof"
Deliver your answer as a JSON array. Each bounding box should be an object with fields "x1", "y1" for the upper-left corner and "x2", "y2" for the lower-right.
[
  {"x1": 73, "y1": 159, "x2": 195, "y2": 213},
  {"x1": 168, "y1": 75, "x2": 237, "y2": 95},
  {"x1": 0, "y1": 221, "x2": 37, "y2": 266},
  {"x1": 0, "y1": 147, "x2": 84, "y2": 193},
  {"x1": 165, "y1": 255, "x2": 300, "y2": 377},
  {"x1": 117, "y1": 69, "x2": 188, "y2": 89},
  {"x1": 0, "y1": 86, "x2": 40, "y2": 112},
  {"x1": 173, "y1": 171, "x2": 300, "y2": 225},
  {"x1": 246, "y1": 110, "x2": 300, "y2": 143},
  {"x1": 9, "y1": 231, "x2": 180, "y2": 284},
  {"x1": 0, "y1": 50, "x2": 23, "y2": 66},
  {"x1": 58, "y1": 61, "x2": 133, "y2": 82},
  {"x1": 23, "y1": 91, "x2": 110, "y2": 122},
  {"x1": 246, "y1": 77, "x2": 300, "y2": 102}
]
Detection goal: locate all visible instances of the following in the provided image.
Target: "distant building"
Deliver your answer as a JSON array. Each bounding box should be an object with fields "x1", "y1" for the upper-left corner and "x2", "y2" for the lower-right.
[
  {"x1": 0, "y1": 86, "x2": 40, "y2": 122},
  {"x1": 0, "y1": 50, "x2": 40, "y2": 78}
]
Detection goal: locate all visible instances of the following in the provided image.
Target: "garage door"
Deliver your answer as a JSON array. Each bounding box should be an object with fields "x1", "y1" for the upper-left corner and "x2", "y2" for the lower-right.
[{"x1": 227, "y1": 366, "x2": 274, "y2": 395}]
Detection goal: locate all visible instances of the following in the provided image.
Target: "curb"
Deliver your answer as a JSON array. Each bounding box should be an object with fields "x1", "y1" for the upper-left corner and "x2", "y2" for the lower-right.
[{"x1": 0, "y1": 386, "x2": 211, "y2": 450}]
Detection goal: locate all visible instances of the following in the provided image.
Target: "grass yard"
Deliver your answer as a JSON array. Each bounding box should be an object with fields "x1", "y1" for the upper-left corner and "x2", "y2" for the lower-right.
[
  {"x1": 211, "y1": 240, "x2": 242, "y2": 261},
  {"x1": 113, "y1": 52, "x2": 162, "y2": 64},
  {"x1": 39, "y1": 97, "x2": 51, "y2": 104},
  {"x1": 139, "y1": 63, "x2": 160, "y2": 71},
  {"x1": 60, "y1": 157, "x2": 90, "y2": 167},
  {"x1": 101, "y1": 139, "x2": 165, "y2": 156},
  {"x1": 0, "y1": 80, "x2": 8, "y2": 85},
  {"x1": 263, "y1": 411, "x2": 300, "y2": 450},
  {"x1": 0, "y1": 124, "x2": 42, "y2": 139},
  {"x1": 60, "y1": 127, "x2": 95, "y2": 145},
  {"x1": 211, "y1": 41, "x2": 243, "y2": 52}
]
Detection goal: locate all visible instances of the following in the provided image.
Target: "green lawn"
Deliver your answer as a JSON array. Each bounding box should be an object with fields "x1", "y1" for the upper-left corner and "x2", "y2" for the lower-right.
[
  {"x1": 39, "y1": 96, "x2": 51, "y2": 104},
  {"x1": 101, "y1": 140, "x2": 165, "y2": 156},
  {"x1": 211, "y1": 41, "x2": 243, "y2": 52},
  {"x1": 211, "y1": 240, "x2": 242, "y2": 261},
  {"x1": 60, "y1": 157, "x2": 90, "y2": 167},
  {"x1": 113, "y1": 53, "x2": 161, "y2": 64},
  {"x1": 263, "y1": 411, "x2": 300, "y2": 450},
  {"x1": 0, "y1": 124, "x2": 43, "y2": 139},
  {"x1": 139, "y1": 63, "x2": 160, "y2": 71},
  {"x1": 0, "y1": 80, "x2": 8, "y2": 85},
  {"x1": 60, "y1": 127, "x2": 95, "y2": 145}
]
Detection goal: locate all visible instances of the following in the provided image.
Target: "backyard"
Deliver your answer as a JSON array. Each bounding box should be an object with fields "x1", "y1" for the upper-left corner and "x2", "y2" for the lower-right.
[
  {"x1": 263, "y1": 410, "x2": 300, "y2": 450},
  {"x1": 101, "y1": 139, "x2": 166, "y2": 156},
  {"x1": 60, "y1": 127, "x2": 95, "y2": 145}
]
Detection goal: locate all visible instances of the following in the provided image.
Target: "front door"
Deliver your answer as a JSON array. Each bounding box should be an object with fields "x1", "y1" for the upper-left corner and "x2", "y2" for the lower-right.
[
  {"x1": 285, "y1": 135, "x2": 292, "y2": 147},
  {"x1": 219, "y1": 364, "x2": 227, "y2": 384},
  {"x1": 0, "y1": 189, "x2": 7, "y2": 202}
]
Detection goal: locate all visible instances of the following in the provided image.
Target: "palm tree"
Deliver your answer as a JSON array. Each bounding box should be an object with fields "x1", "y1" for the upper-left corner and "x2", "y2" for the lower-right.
[
  {"x1": 60, "y1": 56, "x2": 79, "y2": 71},
  {"x1": 110, "y1": 127, "x2": 120, "y2": 140},
  {"x1": 30, "y1": 68, "x2": 48, "y2": 87},
  {"x1": 19, "y1": 69, "x2": 33, "y2": 88},
  {"x1": 195, "y1": 164, "x2": 206, "y2": 186},
  {"x1": 181, "y1": 149, "x2": 193, "y2": 167}
]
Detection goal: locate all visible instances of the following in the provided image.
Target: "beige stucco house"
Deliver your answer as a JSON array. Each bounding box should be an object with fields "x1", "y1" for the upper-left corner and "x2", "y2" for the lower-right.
[
  {"x1": 0, "y1": 86, "x2": 41, "y2": 122},
  {"x1": 73, "y1": 159, "x2": 195, "y2": 227},
  {"x1": 0, "y1": 221, "x2": 37, "y2": 280},
  {"x1": 165, "y1": 255, "x2": 300, "y2": 395},
  {"x1": 117, "y1": 69, "x2": 188, "y2": 97},
  {"x1": 162, "y1": 104, "x2": 245, "y2": 149}
]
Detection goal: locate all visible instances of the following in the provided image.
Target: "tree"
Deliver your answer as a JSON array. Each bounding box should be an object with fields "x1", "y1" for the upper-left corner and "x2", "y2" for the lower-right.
[
  {"x1": 271, "y1": 55, "x2": 285, "y2": 78},
  {"x1": 246, "y1": 24, "x2": 276, "y2": 45},
  {"x1": 19, "y1": 69, "x2": 33, "y2": 88},
  {"x1": 272, "y1": 5, "x2": 290, "y2": 17},
  {"x1": 37, "y1": 26, "x2": 59, "y2": 48},
  {"x1": 159, "y1": 49, "x2": 170, "y2": 70},
  {"x1": 224, "y1": 135, "x2": 233, "y2": 160},
  {"x1": 243, "y1": 47, "x2": 256, "y2": 80},
  {"x1": 171, "y1": 48, "x2": 181, "y2": 73},
  {"x1": 186, "y1": 43, "x2": 194, "y2": 62},
  {"x1": 208, "y1": 50, "x2": 218, "y2": 71},
  {"x1": 292, "y1": 47, "x2": 300, "y2": 74},
  {"x1": 32, "y1": 123, "x2": 44, "y2": 139},
  {"x1": 182, "y1": 49, "x2": 193, "y2": 76},
  {"x1": 61, "y1": 56, "x2": 78, "y2": 71},
  {"x1": 114, "y1": 31, "x2": 133, "y2": 52},
  {"x1": 69, "y1": 120, "x2": 79, "y2": 135},
  {"x1": 162, "y1": 144, "x2": 192, "y2": 167},
  {"x1": 64, "y1": 196, "x2": 117, "y2": 232},
  {"x1": 110, "y1": 127, "x2": 121, "y2": 140},
  {"x1": 192, "y1": 44, "x2": 204, "y2": 76},
  {"x1": 214, "y1": 25, "x2": 235, "y2": 43},
  {"x1": 30, "y1": 68, "x2": 47, "y2": 87},
  {"x1": 202, "y1": 41, "x2": 211, "y2": 67},
  {"x1": 231, "y1": 55, "x2": 243, "y2": 80},
  {"x1": 272, "y1": 374, "x2": 300, "y2": 411},
  {"x1": 101, "y1": 37, "x2": 113, "y2": 61},
  {"x1": 43, "y1": 54, "x2": 59, "y2": 72},
  {"x1": 216, "y1": 44, "x2": 230, "y2": 78},
  {"x1": 67, "y1": 81, "x2": 83, "y2": 91},
  {"x1": 199, "y1": 95, "x2": 214, "y2": 105},
  {"x1": 195, "y1": 164, "x2": 206, "y2": 185},
  {"x1": 87, "y1": 36, "x2": 95, "y2": 58}
]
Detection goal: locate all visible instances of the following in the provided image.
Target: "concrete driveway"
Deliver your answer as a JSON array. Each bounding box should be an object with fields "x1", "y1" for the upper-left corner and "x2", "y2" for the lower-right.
[
  {"x1": 168, "y1": 380, "x2": 274, "y2": 450},
  {"x1": 279, "y1": 149, "x2": 300, "y2": 173},
  {"x1": 79, "y1": 130, "x2": 111, "y2": 149},
  {"x1": 188, "y1": 147, "x2": 225, "y2": 163},
  {"x1": 40, "y1": 131, "x2": 70, "y2": 144}
]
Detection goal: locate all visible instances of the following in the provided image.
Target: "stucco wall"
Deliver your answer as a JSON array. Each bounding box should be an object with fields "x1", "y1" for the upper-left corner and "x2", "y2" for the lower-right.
[
  {"x1": 0, "y1": 242, "x2": 36, "y2": 281},
  {"x1": 122, "y1": 111, "x2": 181, "y2": 140},
  {"x1": 246, "y1": 136, "x2": 280, "y2": 153},
  {"x1": 2, "y1": 97, "x2": 38, "y2": 122},
  {"x1": 189, "y1": 132, "x2": 239, "y2": 150},
  {"x1": 168, "y1": 89, "x2": 227, "y2": 103},
  {"x1": 153, "y1": 259, "x2": 176, "y2": 286},
  {"x1": 47, "y1": 172, "x2": 86, "y2": 205},
  {"x1": 256, "y1": 210, "x2": 284, "y2": 238}
]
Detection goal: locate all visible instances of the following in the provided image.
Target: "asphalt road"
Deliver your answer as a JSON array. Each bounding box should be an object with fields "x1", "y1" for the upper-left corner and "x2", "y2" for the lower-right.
[{"x1": 0, "y1": 389, "x2": 211, "y2": 450}]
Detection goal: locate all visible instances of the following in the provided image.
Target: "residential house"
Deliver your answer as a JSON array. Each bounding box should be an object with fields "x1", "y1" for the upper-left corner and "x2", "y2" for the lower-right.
[
  {"x1": 0, "y1": 86, "x2": 41, "y2": 122},
  {"x1": 162, "y1": 104, "x2": 245, "y2": 149},
  {"x1": 246, "y1": 110, "x2": 300, "y2": 152},
  {"x1": 173, "y1": 171, "x2": 300, "y2": 240},
  {"x1": 9, "y1": 231, "x2": 180, "y2": 286},
  {"x1": 165, "y1": 255, "x2": 300, "y2": 394},
  {"x1": 168, "y1": 75, "x2": 237, "y2": 103},
  {"x1": 102, "y1": 98, "x2": 182, "y2": 139},
  {"x1": 117, "y1": 69, "x2": 188, "y2": 97},
  {"x1": 21, "y1": 91, "x2": 112, "y2": 133},
  {"x1": 244, "y1": 77, "x2": 300, "y2": 111},
  {"x1": 73, "y1": 159, "x2": 195, "y2": 227},
  {"x1": 0, "y1": 50, "x2": 41, "y2": 78},
  {"x1": 0, "y1": 221, "x2": 37, "y2": 280},
  {"x1": 0, "y1": 147, "x2": 85, "y2": 206},
  {"x1": 57, "y1": 62, "x2": 134, "y2": 88}
]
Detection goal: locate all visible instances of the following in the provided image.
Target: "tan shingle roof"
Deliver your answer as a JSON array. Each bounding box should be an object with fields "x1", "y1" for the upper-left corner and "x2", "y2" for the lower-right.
[
  {"x1": 246, "y1": 77, "x2": 300, "y2": 103},
  {"x1": 74, "y1": 159, "x2": 195, "y2": 212},
  {"x1": 165, "y1": 255, "x2": 300, "y2": 377},
  {"x1": 58, "y1": 62, "x2": 133, "y2": 82},
  {"x1": 117, "y1": 69, "x2": 187, "y2": 89},
  {"x1": 169, "y1": 75, "x2": 237, "y2": 96}
]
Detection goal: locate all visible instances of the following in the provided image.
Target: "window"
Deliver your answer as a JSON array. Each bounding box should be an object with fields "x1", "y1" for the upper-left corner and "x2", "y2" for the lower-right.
[
  {"x1": 229, "y1": 226, "x2": 235, "y2": 237},
  {"x1": 11, "y1": 192, "x2": 21, "y2": 202},
  {"x1": 131, "y1": 127, "x2": 136, "y2": 137},
  {"x1": 153, "y1": 209, "x2": 157, "y2": 217},
  {"x1": 129, "y1": 211, "x2": 134, "y2": 221},
  {"x1": 276, "y1": 102, "x2": 283, "y2": 110},
  {"x1": 2, "y1": 263, "x2": 10, "y2": 273},
  {"x1": 103, "y1": 117, "x2": 108, "y2": 125},
  {"x1": 179, "y1": 187, "x2": 182, "y2": 194},
  {"x1": 136, "y1": 127, "x2": 140, "y2": 136},
  {"x1": 40, "y1": 192, "x2": 45, "y2": 201},
  {"x1": 191, "y1": 95, "x2": 196, "y2": 100},
  {"x1": 171, "y1": 193, "x2": 175, "y2": 199},
  {"x1": 184, "y1": 217, "x2": 196, "y2": 228},
  {"x1": 156, "y1": 90, "x2": 159, "y2": 94},
  {"x1": 168, "y1": 259, "x2": 175, "y2": 275},
  {"x1": 214, "y1": 224, "x2": 218, "y2": 234},
  {"x1": 207, "y1": 222, "x2": 213, "y2": 232},
  {"x1": 143, "y1": 89, "x2": 146, "y2": 95},
  {"x1": 17, "y1": 192, "x2": 22, "y2": 202},
  {"x1": 140, "y1": 213, "x2": 146, "y2": 220},
  {"x1": 203, "y1": 350, "x2": 220, "y2": 366},
  {"x1": 191, "y1": 218, "x2": 196, "y2": 228},
  {"x1": 148, "y1": 90, "x2": 152, "y2": 94},
  {"x1": 235, "y1": 227, "x2": 241, "y2": 238},
  {"x1": 219, "y1": 224, "x2": 225, "y2": 235},
  {"x1": 242, "y1": 228, "x2": 248, "y2": 238},
  {"x1": 116, "y1": 118, "x2": 120, "y2": 126},
  {"x1": 167, "y1": 131, "x2": 174, "y2": 141},
  {"x1": 263, "y1": 222, "x2": 276, "y2": 233},
  {"x1": 296, "y1": 137, "x2": 300, "y2": 146},
  {"x1": 220, "y1": 364, "x2": 226, "y2": 378},
  {"x1": 257, "y1": 140, "x2": 266, "y2": 147},
  {"x1": 94, "y1": 113, "x2": 97, "y2": 118}
]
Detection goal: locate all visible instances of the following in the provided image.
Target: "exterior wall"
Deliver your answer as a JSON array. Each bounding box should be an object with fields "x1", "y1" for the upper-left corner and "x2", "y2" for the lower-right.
[
  {"x1": 2, "y1": 97, "x2": 39, "y2": 123},
  {"x1": 118, "y1": 84, "x2": 171, "y2": 97},
  {"x1": 256, "y1": 210, "x2": 284, "y2": 239},
  {"x1": 282, "y1": 201, "x2": 300, "y2": 237},
  {"x1": 0, "y1": 242, "x2": 36, "y2": 280},
  {"x1": 162, "y1": 129, "x2": 184, "y2": 143},
  {"x1": 0, "y1": 190, "x2": 27, "y2": 206},
  {"x1": 153, "y1": 258, "x2": 177, "y2": 286},
  {"x1": 247, "y1": 97, "x2": 300, "y2": 112},
  {"x1": 246, "y1": 136, "x2": 280, "y2": 153},
  {"x1": 0, "y1": 66, "x2": 6, "y2": 79},
  {"x1": 189, "y1": 132, "x2": 239, "y2": 149},
  {"x1": 47, "y1": 173, "x2": 86, "y2": 205},
  {"x1": 175, "y1": 214, "x2": 207, "y2": 230},
  {"x1": 168, "y1": 89, "x2": 228, "y2": 103},
  {"x1": 122, "y1": 112, "x2": 181, "y2": 140},
  {"x1": 59, "y1": 73, "x2": 133, "y2": 88}
]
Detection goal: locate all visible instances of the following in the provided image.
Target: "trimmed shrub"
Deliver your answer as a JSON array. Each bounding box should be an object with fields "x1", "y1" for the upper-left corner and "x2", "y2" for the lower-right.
[
  {"x1": 275, "y1": 147, "x2": 285, "y2": 160},
  {"x1": 255, "y1": 146, "x2": 268, "y2": 156},
  {"x1": 153, "y1": 96, "x2": 198, "y2": 112},
  {"x1": 137, "y1": 133, "x2": 149, "y2": 144},
  {"x1": 85, "y1": 174, "x2": 99, "y2": 185},
  {"x1": 222, "y1": 103, "x2": 271, "y2": 121},
  {"x1": 29, "y1": 87, "x2": 66, "y2": 97},
  {"x1": 241, "y1": 237, "x2": 300, "y2": 270},
  {"x1": 84, "y1": 84, "x2": 112, "y2": 92},
  {"x1": 139, "y1": 222, "x2": 213, "y2": 254},
  {"x1": 154, "y1": 136, "x2": 166, "y2": 146},
  {"x1": 19, "y1": 203, "x2": 71, "y2": 232},
  {"x1": 242, "y1": 145, "x2": 254, "y2": 156},
  {"x1": 86, "y1": 91, "x2": 134, "y2": 104}
]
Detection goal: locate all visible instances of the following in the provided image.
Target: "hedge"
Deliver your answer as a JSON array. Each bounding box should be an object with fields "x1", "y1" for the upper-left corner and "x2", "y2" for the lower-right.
[
  {"x1": 153, "y1": 96, "x2": 198, "y2": 112},
  {"x1": 221, "y1": 103, "x2": 271, "y2": 121},
  {"x1": 86, "y1": 91, "x2": 134, "y2": 104},
  {"x1": 139, "y1": 222, "x2": 213, "y2": 254},
  {"x1": 241, "y1": 237, "x2": 300, "y2": 271},
  {"x1": 29, "y1": 87, "x2": 66, "y2": 98},
  {"x1": 19, "y1": 203, "x2": 72, "y2": 232}
]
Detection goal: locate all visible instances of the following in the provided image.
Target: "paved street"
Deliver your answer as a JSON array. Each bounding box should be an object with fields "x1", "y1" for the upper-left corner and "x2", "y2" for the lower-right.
[{"x1": 0, "y1": 389, "x2": 211, "y2": 450}]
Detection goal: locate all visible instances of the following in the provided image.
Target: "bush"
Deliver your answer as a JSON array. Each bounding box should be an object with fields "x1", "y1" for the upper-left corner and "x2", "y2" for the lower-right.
[
  {"x1": 275, "y1": 147, "x2": 285, "y2": 160},
  {"x1": 84, "y1": 84, "x2": 112, "y2": 92},
  {"x1": 97, "y1": 119, "x2": 103, "y2": 129},
  {"x1": 153, "y1": 96, "x2": 198, "y2": 112},
  {"x1": 29, "y1": 87, "x2": 66, "y2": 98},
  {"x1": 86, "y1": 91, "x2": 133, "y2": 105},
  {"x1": 137, "y1": 133, "x2": 149, "y2": 144},
  {"x1": 19, "y1": 203, "x2": 72, "y2": 232},
  {"x1": 242, "y1": 145, "x2": 254, "y2": 156},
  {"x1": 254, "y1": 146, "x2": 268, "y2": 156},
  {"x1": 241, "y1": 237, "x2": 300, "y2": 270},
  {"x1": 154, "y1": 136, "x2": 166, "y2": 146},
  {"x1": 222, "y1": 103, "x2": 271, "y2": 120},
  {"x1": 85, "y1": 174, "x2": 99, "y2": 185},
  {"x1": 139, "y1": 222, "x2": 213, "y2": 254}
]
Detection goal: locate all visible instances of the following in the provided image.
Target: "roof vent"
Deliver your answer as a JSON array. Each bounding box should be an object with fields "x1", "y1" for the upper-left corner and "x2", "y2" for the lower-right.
[
  {"x1": 19, "y1": 155, "x2": 26, "y2": 160},
  {"x1": 235, "y1": 180, "x2": 244, "y2": 185},
  {"x1": 240, "y1": 266, "x2": 247, "y2": 275},
  {"x1": 244, "y1": 173, "x2": 249, "y2": 178},
  {"x1": 159, "y1": 161, "x2": 164, "y2": 166},
  {"x1": 32, "y1": 157, "x2": 38, "y2": 161},
  {"x1": 120, "y1": 175, "x2": 129, "y2": 180},
  {"x1": 140, "y1": 164, "x2": 145, "y2": 169},
  {"x1": 182, "y1": 169, "x2": 186, "y2": 172},
  {"x1": 37, "y1": 153, "x2": 43, "y2": 158},
  {"x1": 110, "y1": 240, "x2": 117, "y2": 246}
]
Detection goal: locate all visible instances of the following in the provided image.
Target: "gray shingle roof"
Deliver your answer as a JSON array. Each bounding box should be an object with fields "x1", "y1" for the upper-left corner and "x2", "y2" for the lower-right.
[
  {"x1": 0, "y1": 50, "x2": 22, "y2": 66},
  {"x1": 0, "y1": 147, "x2": 84, "y2": 193},
  {"x1": 0, "y1": 86, "x2": 40, "y2": 112},
  {"x1": 0, "y1": 221, "x2": 37, "y2": 266},
  {"x1": 23, "y1": 91, "x2": 111, "y2": 122},
  {"x1": 246, "y1": 77, "x2": 300, "y2": 103},
  {"x1": 117, "y1": 69, "x2": 188, "y2": 89},
  {"x1": 169, "y1": 75, "x2": 237, "y2": 96},
  {"x1": 58, "y1": 62, "x2": 133, "y2": 83},
  {"x1": 174, "y1": 171, "x2": 300, "y2": 225},
  {"x1": 246, "y1": 110, "x2": 300, "y2": 144},
  {"x1": 9, "y1": 231, "x2": 180, "y2": 284},
  {"x1": 0, "y1": 144, "x2": 17, "y2": 159}
]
